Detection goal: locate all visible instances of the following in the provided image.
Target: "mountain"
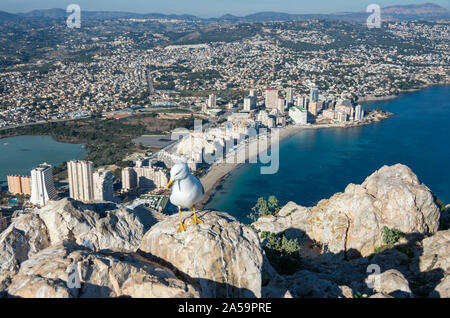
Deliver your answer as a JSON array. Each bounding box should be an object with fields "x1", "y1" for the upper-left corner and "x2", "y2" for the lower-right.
[
  {"x1": 1, "y1": 2, "x2": 449, "y2": 24},
  {"x1": 0, "y1": 10, "x2": 21, "y2": 22},
  {"x1": 225, "y1": 3, "x2": 449, "y2": 22}
]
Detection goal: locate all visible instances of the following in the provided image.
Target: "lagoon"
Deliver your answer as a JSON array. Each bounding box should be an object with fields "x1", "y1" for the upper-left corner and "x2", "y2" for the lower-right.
[{"x1": 0, "y1": 135, "x2": 86, "y2": 185}]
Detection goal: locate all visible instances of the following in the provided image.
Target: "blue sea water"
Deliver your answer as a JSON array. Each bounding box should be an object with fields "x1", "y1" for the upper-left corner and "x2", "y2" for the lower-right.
[
  {"x1": 206, "y1": 85, "x2": 450, "y2": 223},
  {"x1": 0, "y1": 135, "x2": 86, "y2": 184}
]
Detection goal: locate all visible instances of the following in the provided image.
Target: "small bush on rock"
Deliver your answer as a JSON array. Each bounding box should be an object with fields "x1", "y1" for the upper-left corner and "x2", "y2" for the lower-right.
[
  {"x1": 382, "y1": 226, "x2": 403, "y2": 245},
  {"x1": 261, "y1": 231, "x2": 301, "y2": 275}
]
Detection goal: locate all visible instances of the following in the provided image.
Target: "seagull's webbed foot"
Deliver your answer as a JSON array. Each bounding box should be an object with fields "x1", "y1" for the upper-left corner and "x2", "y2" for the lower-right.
[
  {"x1": 177, "y1": 207, "x2": 188, "y2": 232},
  {"x1": 190, "y1": 207, "x2": 204, "y2": 225},
  {"x1": 177, "y1": 222, "x2": 188, "y2": 232}
]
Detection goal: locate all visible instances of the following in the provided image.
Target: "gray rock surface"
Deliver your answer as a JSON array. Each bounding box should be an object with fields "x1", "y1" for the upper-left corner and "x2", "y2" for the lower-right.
[
  {"x1": 6, "y1": 241, "x2": 199, "y2": 298},
  {"x1": 365, "y1": 269, "x2": 412, "y2": 298},
  {"x1": 139, "y1": 210, "x2": 263, "y2": 298}
]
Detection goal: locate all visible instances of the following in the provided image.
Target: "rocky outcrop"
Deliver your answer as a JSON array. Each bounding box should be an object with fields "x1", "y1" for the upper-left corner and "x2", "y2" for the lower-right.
[
  {"x1": 139, "y1": 211, "x2": 263, "y2": 298},
  {"x1": 38, "y1": 199, "x2": 144, "y2": 251},
  {"x1": 253, "y1": 164, "x2": 440, "y2": 258},
  {"x1": 0, "y1": 213, "x2": 50, "y2": 271},
  {"x1": 420, "y1": 229, "x2": 450, "y2": 273},
  {"x1": 365, "y1": 269, "x2": 412, "y2": 298},
  {"x1": 0, "y1": 199, "x2": 146, "y2": 272},
  {"x1": 6, "y1": 241, "x2": 199, "y2": 298},
  {"x1": 429, "y1": 275, "x2": 450, "y2": 298}
]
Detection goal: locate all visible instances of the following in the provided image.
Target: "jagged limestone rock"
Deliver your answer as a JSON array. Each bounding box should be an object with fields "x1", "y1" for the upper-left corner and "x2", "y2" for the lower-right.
[
  {"x1": 253, "y1": 164, "x2": 440, "y2": 258},
  {"x1": 420, "y1": 229, "x2": 450, "y2": 274},
  {"x1": 365, "y1": 269, "x2": 412, "y2": 298},
  {"x1": 0, "y1": 199, "x2": 148, "y2": 273},
  {"x1": 429, "y1": 275, "x2": 450, "y2": 298},
  {"x1": 0, "y1": 213, "x2": 50, "y2": 271},
  {"x1": 139, "y1": 211, "x2": 263, "y2": 298},
  {"x1": 6, "y1": 241, "x2": 199, "y2": 298},
  {"x1": 38, "y1": 198, "x2": 144, "y2": 251}
]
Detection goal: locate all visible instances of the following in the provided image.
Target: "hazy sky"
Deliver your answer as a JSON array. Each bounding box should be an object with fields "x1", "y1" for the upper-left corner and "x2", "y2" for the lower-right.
[{"x1": 1, "y1": 0, "x2": 449, "y2": 18}]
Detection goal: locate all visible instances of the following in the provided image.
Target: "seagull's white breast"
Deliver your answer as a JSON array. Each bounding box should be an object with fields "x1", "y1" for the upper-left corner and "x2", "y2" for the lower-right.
[{"x1": 170, "y1": 174, "x2": 205, "y2": 209}]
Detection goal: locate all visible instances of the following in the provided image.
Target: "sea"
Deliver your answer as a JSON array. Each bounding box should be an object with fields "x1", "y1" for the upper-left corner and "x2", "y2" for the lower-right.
[{"x1": 206, "y1": 85, "x2": 450, "y2": 223}]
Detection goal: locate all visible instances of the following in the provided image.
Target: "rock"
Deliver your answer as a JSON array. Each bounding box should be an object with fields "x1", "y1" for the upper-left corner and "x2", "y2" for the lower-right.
[
  {"x1": 283, "y1": 270, "x2": 344, "y2": 298},
  {"x1": 365, "y1": 269, "x2": 412, "y2": 298},
  {"x1": 6, "y1": 241, "x2": 199, "y2": 298},
  {"x1": 420, "y1": 229, "x2": 450, "y2": 273},
  {"x1": 253, "y1": 164, "x2": 440, "y2": 258},
  {"x1": 429, "y1": 275, "x2": 450, "y2": 298},
  {"x1": 38, "y1": 199, "x2": 144, "y2": 251},
  {"x1": 0, "y1": 213, "x2": 50, "y2": 271},
  {"x1": 369, "y1": 293, "x2": 394, "y2": 298},
  {"x1": 139, "y1": 211, "x2": 263, "y2": 298},
  {"x1": 339, "y1": 285, "x2": 354, "y2": 298},
  {"x1": 262, "y1": 275, "x2": 293, "y2": 298},
  {"x1": 0, "y1": 271, "x2": 15, "y2": 296}
]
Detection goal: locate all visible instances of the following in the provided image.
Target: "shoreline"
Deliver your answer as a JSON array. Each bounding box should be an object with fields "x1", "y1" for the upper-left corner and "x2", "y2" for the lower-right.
[
  {"x1": 200, "y1": 111, "x2": 392, "y2": 208},
  {"x1": 358, "y1": 82, "x2": 449, "y2": 103}
]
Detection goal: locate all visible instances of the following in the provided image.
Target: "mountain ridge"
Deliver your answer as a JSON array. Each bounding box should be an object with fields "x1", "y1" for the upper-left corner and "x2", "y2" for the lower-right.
[{"x1": 0, "y1": 3, "x2": 448, "y2": 23}]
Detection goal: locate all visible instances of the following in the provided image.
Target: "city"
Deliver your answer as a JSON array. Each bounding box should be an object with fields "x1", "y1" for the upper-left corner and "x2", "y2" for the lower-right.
[{"x1": 0, "y1": 0, "x2": 449, "y2": 303}]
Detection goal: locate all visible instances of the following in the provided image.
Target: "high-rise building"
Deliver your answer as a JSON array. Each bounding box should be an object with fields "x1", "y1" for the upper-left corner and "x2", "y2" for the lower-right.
[
  {"x1": 30, "y1": 163, "x2": 58, "y2": 206},
  {"x1": 310, "y1": 87, "x2": 319, "y2": 103},
  {"x1": 207, "y1": 94, "x2": 217, "y2": 108},
  {"x1": 7, "y1": 175, "x2": 31, "y2": 195},
  {"x1": 309, "y1": 101, "x2": 318, "y2": 116},
  {"x1": 243, "y1": 96, "x2": 256, "y2": 111},
  {"x1": 278, "y1": 97, "x2": 286, "y2": 114},
  {"x1": 67, "y1": 160, "x2": 94, "y2": 202},
  {"x1": 354, "y1": 105, "x2": 364, "y2": 121},
  {"x1": 122, "y1": 165, "x2": 168, "y2": 191},
  {"x1": 265, "y1": 88, "x2": 279, "y2": 109},
  {"x1": 286, "y1": 87, "x2": 294, "y2": 106},
  {"x1": 93, "y1": 169, "x2": 114, "y2": 202},
  {"x1": 122, "y1": 167, "x2": 137, "y2": 191}
]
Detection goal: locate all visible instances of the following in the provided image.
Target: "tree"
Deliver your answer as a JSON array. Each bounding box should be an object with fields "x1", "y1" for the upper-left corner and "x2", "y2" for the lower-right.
[
  {"x1": 248, "y1": 195, "x2": 282, "y2": 222},
  {"x1": 268, "y1": 195, "x2": 281, "y2": 213}
]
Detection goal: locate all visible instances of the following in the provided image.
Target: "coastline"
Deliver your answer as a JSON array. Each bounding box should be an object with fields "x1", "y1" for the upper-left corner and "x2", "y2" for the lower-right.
[
  {"x1": 200, "y1": 111, "x2": 392, "y2": 208},
  {"x1": 358, "y1": 82, "x2": 449, "y2": 103}
]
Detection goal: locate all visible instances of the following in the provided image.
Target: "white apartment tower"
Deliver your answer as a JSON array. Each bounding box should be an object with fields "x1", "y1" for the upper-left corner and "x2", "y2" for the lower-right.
[
  {"x1": 93, "y1": 169, "x2": 114, "y2": 202},
  {"x1": 243, "y1": 96, "x2": 256, "y2": 111},
  {"x1": 122, "y1": 167, "x2": 137, "y2": 191},
  {"x1": 30, "y1": 163, "x2": 58, "y2": 206},
  {"x1": 354, "y1": 105, "x2": 364, "y2": 121},
  {"x1": 67, "y1": 160, "x2": 94, "y2": 202},
  {"x1": 286, "y1": 87, "x2": 294, "y2": 105},
  {"x1": 265, "y1": 88, "x2": 279, "y2": 109},
  {"x1": 207, "y1": 94, "x2": 217, "y2": 108}
]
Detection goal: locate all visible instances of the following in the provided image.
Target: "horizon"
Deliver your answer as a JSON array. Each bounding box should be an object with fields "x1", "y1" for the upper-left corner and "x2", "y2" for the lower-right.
[{"x1": 1, "y1": 0, "x2": 449, "y2": 18}]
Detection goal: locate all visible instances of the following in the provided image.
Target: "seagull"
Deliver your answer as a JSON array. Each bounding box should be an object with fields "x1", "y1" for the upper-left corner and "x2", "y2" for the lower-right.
[{"x1": 167, "y1": 162, "x2": 205, "y2": 232}]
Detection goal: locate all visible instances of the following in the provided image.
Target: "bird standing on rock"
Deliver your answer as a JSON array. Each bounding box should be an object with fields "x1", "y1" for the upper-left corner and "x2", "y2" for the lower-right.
[{"x1": 167, "y1": 162, "x2": 205, "y2": 232}]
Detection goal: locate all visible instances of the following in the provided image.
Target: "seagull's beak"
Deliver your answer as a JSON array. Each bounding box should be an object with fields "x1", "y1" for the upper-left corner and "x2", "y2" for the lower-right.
[{"x1": 167, "y1": 180, "x2": 174, "y2": 189}]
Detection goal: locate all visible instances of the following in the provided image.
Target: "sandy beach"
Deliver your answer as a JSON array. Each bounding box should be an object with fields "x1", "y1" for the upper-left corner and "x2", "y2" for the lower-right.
[{"x1": 200, "y1": 111, "x2": 392, "y2": 206}]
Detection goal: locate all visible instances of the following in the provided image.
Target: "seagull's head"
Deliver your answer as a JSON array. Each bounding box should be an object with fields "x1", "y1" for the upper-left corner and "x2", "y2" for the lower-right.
[{"x1": 167, "y1": 162, "x2": 190, "y2": 189}]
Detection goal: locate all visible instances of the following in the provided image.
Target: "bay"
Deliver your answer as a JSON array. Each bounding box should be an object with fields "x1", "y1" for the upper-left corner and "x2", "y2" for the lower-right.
[{"x1": 206, "y1": 85, "x2": 450, "y2": 223}]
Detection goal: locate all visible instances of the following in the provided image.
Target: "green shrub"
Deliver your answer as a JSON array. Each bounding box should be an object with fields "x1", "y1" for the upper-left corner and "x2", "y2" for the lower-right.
[
  {"x1": 261, "y1": 231, "x2": 301, "y2": 275},
  {"x1": 247, "y1": 196, "x2": 281, "y2": 222},
  {"x1": 382, "y1": 226, "x2": 403, "y2": 245}
]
